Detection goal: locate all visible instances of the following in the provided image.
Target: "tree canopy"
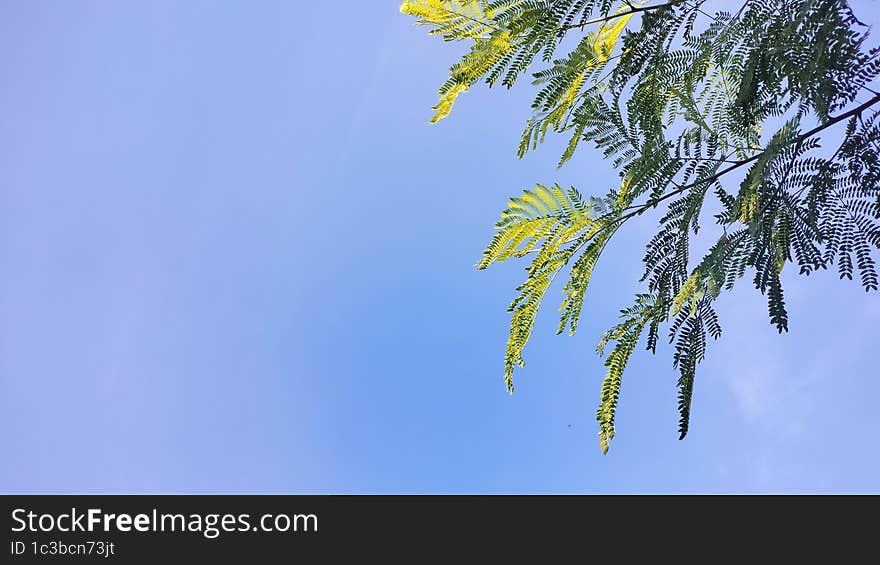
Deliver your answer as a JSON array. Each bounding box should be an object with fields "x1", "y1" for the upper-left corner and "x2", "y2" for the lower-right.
[{"x1": 400, "y1": 0, "x2": 880, "y2": 452}]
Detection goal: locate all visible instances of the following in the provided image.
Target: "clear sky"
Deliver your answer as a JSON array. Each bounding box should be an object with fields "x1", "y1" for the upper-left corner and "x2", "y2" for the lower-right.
[{"x1": 1, "y1": 1, "x2": 878, "y2": 493}]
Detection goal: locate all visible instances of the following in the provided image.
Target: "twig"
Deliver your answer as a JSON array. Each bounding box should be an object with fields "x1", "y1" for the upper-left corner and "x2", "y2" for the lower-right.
[{"x1": 560, "y1": 0, "x2": 686, "y2": 32}]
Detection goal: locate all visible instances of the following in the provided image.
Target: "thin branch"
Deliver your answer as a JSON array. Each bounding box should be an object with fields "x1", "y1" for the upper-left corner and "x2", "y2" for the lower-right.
[
  {"x1": 523, "y1": 93, "x2": 880, "y2": 260},
  {"x1": 679, "y1": 156, "x2": 745, "y2": 164},
  {"x1": 682, "y1": 0, "x2": 717, "y2": 22},
  {"x1": 617, "y1": 93, "x2": 880, "y2": 221},
  {"x1": 523, "y1": 89, "x2": 879, "y2": 258},
  {"x1": 560, "y1": 0, "x2": 686, "y2": 32},
  {"x1": 860, "y1": 84, "x2": 880, "y2": 96}
]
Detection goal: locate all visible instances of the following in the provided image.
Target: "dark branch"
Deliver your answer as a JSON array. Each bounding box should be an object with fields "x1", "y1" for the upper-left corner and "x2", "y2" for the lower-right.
[
  {"x1": 619, "y1": 92, "x2": 880, "y2": 221},
  {"x1": 559, "y1": 0, "x2": 686, "y2": 32},
  {"x1": 538, "y1": 93, "x2": 880, "y2": 260}
]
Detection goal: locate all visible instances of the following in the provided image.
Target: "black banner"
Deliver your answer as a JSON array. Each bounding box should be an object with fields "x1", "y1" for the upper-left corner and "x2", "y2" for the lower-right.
[{"x1": 2, "y1": 495, "x2": 875, "y2": 561}]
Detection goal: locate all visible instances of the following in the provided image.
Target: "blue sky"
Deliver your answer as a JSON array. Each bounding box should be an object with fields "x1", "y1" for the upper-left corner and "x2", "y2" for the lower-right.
[{"x1": 1, "y1": 1, "x2": 878, "y2": 493}]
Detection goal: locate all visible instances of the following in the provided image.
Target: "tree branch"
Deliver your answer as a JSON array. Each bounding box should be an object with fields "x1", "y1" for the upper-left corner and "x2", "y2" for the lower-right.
[
  {"x1": 618, "y1": 92, "x2": 880, "y2": 221},
  {"x1": 559, "y1": 0, "x2": 686, "y2": 32},
  {"x1": 528, "y1": 93, "x2": 880, "y2": 261}
]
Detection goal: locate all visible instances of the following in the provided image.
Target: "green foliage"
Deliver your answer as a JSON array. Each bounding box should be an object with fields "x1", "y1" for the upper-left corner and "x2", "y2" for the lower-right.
[
  {"x1": 477, "y1": 183, "x2": 607, "y2": 392},
  {"x1": 402, "y1": 0, "x2": 880, "y2": 452}
]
